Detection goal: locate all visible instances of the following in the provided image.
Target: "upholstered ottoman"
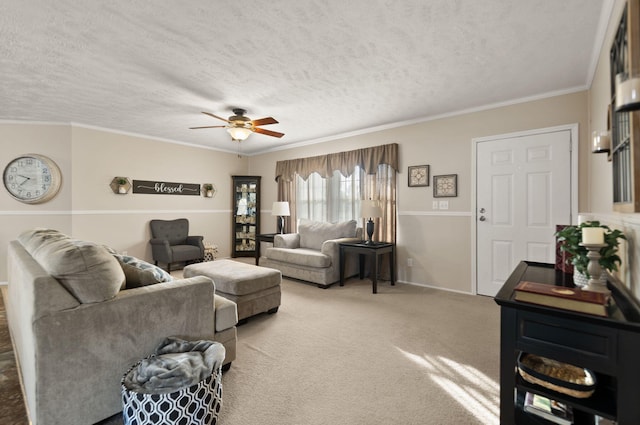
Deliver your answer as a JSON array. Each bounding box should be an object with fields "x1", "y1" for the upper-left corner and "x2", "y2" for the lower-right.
[{"x1": 184, "y1": 260, "x2": 281, "y2": 322}]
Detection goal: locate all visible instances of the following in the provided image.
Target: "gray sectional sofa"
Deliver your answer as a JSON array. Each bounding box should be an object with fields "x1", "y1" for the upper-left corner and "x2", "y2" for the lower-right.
[
  {"x1": 5, "y1": 228, "x2": 237, "y2": 425},
  {"x1": 260, "y1": 219, "x2": 362, "y2": 287}
]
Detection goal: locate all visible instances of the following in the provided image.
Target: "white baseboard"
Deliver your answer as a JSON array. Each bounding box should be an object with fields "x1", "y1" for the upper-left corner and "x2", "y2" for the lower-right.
[{"x1": 397, "y1": 279, "x2": 475, "y2": 296}]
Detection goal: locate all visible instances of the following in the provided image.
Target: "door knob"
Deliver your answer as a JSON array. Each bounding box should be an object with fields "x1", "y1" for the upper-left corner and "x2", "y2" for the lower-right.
[
  {"x1": 479, "y1": 216, "x2": 486, "y2": 221},
  {"x1": 479, "y1": 208, "x2": 486, "y2": 213}
]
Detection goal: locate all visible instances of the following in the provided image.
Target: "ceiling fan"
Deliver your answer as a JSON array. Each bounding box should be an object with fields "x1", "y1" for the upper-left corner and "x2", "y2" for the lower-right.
[{"x1": 190, "y1": 108, "x2": 284, "y2": 142}]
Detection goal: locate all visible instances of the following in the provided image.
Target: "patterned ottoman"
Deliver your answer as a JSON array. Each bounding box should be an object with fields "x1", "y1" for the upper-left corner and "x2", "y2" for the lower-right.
[{"x1": 184, "y1": 260, "x2": 281, "y2": 322}]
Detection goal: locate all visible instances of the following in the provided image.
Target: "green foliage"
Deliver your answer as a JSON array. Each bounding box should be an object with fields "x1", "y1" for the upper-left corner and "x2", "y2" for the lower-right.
[
  {"x1": 555, "y1": 221, "x2": 627, "y2": 276},
  {"x1": 116, "y1": 177, "x2": 127, "y2": 185},
  {"x1": 203, "y1": 184, "x2": 213, "y2": 191}
]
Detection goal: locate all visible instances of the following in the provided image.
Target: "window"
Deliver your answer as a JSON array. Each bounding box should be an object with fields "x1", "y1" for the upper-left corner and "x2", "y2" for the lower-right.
[
  {"x1": 296, "y1": 167, "x2": 363, "y2": 223},
  {"x1": 275, "y1": 143, "x2": 397, "y2": 241}
]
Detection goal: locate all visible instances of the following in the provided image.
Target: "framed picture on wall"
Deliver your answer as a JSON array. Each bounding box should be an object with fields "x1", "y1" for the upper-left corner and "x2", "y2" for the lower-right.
[
  {"x1": 408, "y1": 165, "x2": 429, "y2": 187},
  {"x1": 433, "y1": 174, "x2": 458, "y2": 197}
]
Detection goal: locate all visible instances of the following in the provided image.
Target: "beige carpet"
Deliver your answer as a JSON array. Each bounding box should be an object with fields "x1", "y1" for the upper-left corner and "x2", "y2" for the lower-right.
[
  {"x1": 3, "y1": 276, "x2": 501, "y2": 425},
  {"x1": 218, "y1": 277, "x2": 501, "y2": 425}
]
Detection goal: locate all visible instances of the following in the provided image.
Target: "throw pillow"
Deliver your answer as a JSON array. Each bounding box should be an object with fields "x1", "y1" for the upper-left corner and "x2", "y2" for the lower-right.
[
  {"x1": 18, "y1": 229, "x2": 125, "y2": 304},
  {"x1": 114, "y1": 255, "x2": 174, "y2": 288},
  {"x1": 298, "y1": 219, "x2": 357, "y2": 250}
]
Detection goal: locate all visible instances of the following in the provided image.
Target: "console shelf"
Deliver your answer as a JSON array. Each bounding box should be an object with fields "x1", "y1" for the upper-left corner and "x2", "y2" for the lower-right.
[{"x1": 495, "y1": 261, "x2": 640, "y2": 424}]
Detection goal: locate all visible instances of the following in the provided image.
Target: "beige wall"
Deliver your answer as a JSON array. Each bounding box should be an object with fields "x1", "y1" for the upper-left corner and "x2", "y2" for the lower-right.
[
  {"x1": 0, "y1": 91, "x2": 590, "y2": 293},
  {"x1": 0, "y1": 123, "x2": 248, "y2": 280},
  {"x1": 250, "y1": 92, "x2": 589, "y2": 293}
]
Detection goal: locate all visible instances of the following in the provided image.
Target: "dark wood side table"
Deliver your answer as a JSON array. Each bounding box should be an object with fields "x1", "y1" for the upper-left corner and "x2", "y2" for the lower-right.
[
  {"x1": 339, "y1": 242, "x2": 395, "y2": 293},
  {"x1": 255, "y1": 233, "x2": 276, "y2": 265},
  {"x1": 494, "y1": 261, "x2": 640, "y2": 425}
]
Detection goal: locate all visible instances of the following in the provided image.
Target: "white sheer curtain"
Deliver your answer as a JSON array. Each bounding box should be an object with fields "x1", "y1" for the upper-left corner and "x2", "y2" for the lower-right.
[{"x1": 296, "y1": 168, "x2": 363, "y2": 223}]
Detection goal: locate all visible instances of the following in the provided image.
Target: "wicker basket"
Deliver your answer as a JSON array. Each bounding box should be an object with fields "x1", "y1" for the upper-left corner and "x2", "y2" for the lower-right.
[{"x1": 517, "y1": 352, "x2": 596, "y2": 398}]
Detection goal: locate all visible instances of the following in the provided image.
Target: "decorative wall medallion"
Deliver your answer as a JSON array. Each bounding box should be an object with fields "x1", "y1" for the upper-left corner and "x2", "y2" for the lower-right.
[
  {"x1": 433, "y1": 174, "x2": 458, "y2": 197},
  {"x1": 408, "y1": 165, "x2": 429, "y2": 187},
  {"x1": 132, "y1": 180, "x2": 200, "y2": 195}
]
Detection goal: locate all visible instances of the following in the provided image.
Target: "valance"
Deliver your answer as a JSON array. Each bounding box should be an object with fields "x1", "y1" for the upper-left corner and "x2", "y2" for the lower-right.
[{"x1": 275, "y1": 143, "x2": 398, "y2": 181}]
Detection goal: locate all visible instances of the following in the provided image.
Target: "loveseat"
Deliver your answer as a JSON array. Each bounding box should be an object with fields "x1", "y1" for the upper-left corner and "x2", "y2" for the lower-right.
[
  {"x1": 260, "y1": 219, "x2": 362, "y2": 288},
  {"x1": 5, "y1": 229, "x2": 237, "y2": 425}
]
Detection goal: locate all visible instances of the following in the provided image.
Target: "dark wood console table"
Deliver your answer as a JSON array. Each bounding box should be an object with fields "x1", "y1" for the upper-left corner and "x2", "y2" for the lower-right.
[
  {"x1": 339, "y1": 242, "x2": 395, "y2": 293},
  {"x1": 255, "y1": 233, "x2": 276, "y2": 265},
  {"x1": 495, "y1": 261, "x2": 640, "y2": 424}
]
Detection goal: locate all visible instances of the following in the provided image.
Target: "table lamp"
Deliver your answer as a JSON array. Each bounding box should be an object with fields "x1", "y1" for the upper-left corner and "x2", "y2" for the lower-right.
[
  {"x1": 272, "y1": 201, "x2": 290, "y2": 234},
  {"x1": 361, "y1": 200, "x2": 382, "y2": 244}
]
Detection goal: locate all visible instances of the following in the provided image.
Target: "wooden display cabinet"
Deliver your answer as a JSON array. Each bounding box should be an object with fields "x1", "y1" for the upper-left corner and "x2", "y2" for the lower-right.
[{"x1": 231, "y1": 175, "x2": 260, "y2": 257}]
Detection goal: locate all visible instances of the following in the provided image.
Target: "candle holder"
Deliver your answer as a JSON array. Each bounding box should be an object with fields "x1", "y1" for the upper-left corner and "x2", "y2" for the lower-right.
[{"x1": 579, "y1": 242, "x2": 609, "y2": 293}]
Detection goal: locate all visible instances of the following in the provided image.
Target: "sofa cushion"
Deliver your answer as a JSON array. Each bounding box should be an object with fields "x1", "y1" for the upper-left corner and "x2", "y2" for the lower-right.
[
  {"x1": 114, "y1": 254, "x2": 174, "y2": 288},
  {"x1": 265, "y1": 247, "x2": 331, "y2": 268},
  {"x1": 298, "y1": 219, "x2": 357, "y2": 250},
  {"x1": 214, "y1": 295, "x2": 238, "y2": 332},
  {"x1": 18, "y1": 228, "x2": 125, "y2": 304}
]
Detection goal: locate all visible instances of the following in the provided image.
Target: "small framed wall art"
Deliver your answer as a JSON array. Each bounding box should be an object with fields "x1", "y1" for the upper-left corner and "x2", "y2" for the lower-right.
[
  {"x1": 433, "y1": 174, "x2": 458, "y2": 197},
  {"x1": 408, "y1": 165, "x2": 429, "y2": 187}
]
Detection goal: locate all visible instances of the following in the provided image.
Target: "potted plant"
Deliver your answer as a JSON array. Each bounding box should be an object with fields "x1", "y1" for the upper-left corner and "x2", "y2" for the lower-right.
[
  {"x1": 555, "y1": 221, "x2": 626, "y2": 286},
  {"x1": 116, "y1": 177, "x2": 128, "y2": 194},
  {"x1": 203, "y1": 184, "x2": 214, "y2": 198}
]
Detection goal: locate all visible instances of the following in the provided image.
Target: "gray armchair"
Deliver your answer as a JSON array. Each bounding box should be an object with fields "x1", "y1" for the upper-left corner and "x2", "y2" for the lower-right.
[{"x1": 149, "y1": 218, "x2": 204, "y2": 272}]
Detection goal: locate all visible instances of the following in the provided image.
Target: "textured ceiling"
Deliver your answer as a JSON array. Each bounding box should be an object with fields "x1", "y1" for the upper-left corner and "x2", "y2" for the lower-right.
[{"x1": 0, "y1": 1, "x2": 611, "y2": 155}]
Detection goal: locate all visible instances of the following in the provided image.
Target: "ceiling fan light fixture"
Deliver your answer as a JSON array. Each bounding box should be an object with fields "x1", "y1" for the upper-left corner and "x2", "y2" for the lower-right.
[{"x1": 226, "y1": 126, "x2": 253, "y2": 141}]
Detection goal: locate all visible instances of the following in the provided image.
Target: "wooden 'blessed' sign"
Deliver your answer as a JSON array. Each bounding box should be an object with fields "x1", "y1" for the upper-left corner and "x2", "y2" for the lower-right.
[{"x1": 132, "y1": 180, "x2": 200, "y2": 196}]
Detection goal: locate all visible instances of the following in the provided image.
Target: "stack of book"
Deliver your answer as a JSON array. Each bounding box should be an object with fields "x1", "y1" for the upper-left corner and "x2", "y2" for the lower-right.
[
  {"x1": 514, "y1": 281, "x2": 610, "y2": 317},
  {"x1": 524, "y1": 392, "x2": 574, "y2": 424}
]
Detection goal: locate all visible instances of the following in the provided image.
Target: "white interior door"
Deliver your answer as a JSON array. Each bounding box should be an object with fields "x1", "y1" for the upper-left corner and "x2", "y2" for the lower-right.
[{"x1": 476, "y1": 129, "x2": 572, "y2": 296}]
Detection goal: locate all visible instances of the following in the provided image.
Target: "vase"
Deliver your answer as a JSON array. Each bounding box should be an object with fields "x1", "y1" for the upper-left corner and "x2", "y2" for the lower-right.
[
  {"x1": 573, "y1": 270, "x2": 608, "y2": 288},
  {"x1": 118, "y1": 185, "x2": 127, "y2": 194}
]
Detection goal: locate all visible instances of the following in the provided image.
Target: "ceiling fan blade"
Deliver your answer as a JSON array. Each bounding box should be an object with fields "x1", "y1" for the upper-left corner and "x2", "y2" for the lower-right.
[
  {"x1": 252, "y1": 117, "x2": 279, "y2": 126},
  {"x1": 201, "y1": 111, "x2": 230, "y2": 122},
  {"x1": 189, "y1": 125, "x2": 227, "y2": 129},
  {"x1": 254, "y1": 127, "x2": 285, "y2": 138}
]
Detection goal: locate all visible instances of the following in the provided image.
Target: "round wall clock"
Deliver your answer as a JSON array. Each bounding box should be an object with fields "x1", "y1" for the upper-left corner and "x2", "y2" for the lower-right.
[{"x1": 3, "y1": 154, "x2": 62, "y2": 204}]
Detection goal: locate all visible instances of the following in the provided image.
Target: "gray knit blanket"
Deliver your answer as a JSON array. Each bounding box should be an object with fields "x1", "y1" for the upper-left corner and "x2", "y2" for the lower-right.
[{"x1": 123, "y1": 337, "x2": 225, "y2": 394}]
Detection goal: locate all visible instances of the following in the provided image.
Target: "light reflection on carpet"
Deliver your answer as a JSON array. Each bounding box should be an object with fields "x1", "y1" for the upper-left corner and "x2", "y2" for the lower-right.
[{"x1": 397, "y1": 347, "x2": 499, "y2": 425}]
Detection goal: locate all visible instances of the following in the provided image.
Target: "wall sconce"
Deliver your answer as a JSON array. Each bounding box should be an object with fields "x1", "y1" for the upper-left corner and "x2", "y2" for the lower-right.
[
  {"x1": 271, "y1": 201, "x2": 290, "y2": 234},
  {"x1": 202, "y1": 183, "x2": 216, "y2": 198},
  {"x1": 110, "y1": 177, "x2": 131, "y2": 194},
  {"x1": 615, "y1": 73, "x2": 640, "y2": 112},
  {"x1": 592, "y1": 130, "x2": 611, "y2": 154}
]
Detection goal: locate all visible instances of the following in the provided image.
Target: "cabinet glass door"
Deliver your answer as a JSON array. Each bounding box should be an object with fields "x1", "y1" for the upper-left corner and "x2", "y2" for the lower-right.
[{"x1": 232, "y1": 176, "x2": 260, "y2": 257}]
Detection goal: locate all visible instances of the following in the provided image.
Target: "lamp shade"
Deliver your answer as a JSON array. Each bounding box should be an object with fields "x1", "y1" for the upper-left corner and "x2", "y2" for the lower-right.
[
  {"x1": 361, "y1": 200, "x2": 382, "y2": 218},
  {"x1": 272, "y1": 201, "x2": 290, "y2": 216},
  {"x1": 227, "y1": 126, "x2": 253, "y2": 141}
]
